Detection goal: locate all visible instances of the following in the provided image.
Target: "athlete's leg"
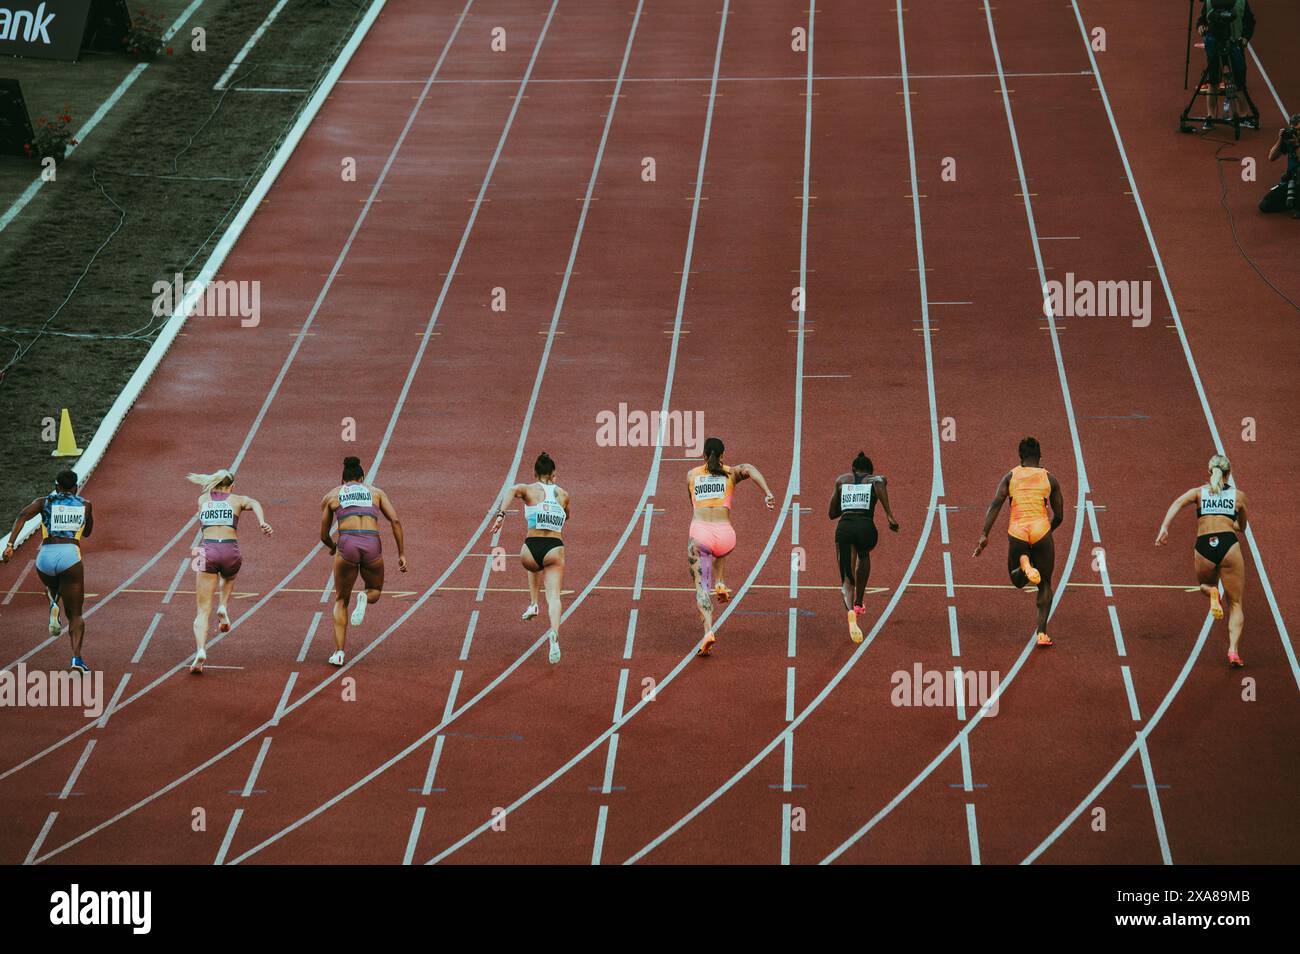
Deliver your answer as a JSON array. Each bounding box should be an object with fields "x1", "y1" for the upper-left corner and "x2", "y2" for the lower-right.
[
  {"x1": 1218, "y1": 543, "x2": 1246, "y2": 658},
  {"x1": 541, "y1": 548, "x2": 565, "y2": 637},
  {"x1": 359, "y1": 556, "x2": 385, "y2": 605},
  {"x1": 332, "y1": 554, "x2": 360, "y2": 651},
  {"x1": 59, "y1": 562, "x2": 86, "y2": 659},
  {"x1": 1033, "y1": 534, "x2": 1056, "y2": 637},
  {"x1": 686, "y1": 538, "x2": 713, "y2": 632},
  {"x1": 218, "y1": 573, "x2": 237, "y2": 619},
  {"x1": 713, "y1": 554, "x2": 728, "y2": 593},
  {"x1": 1007, "y1": 536, "x2": 1031, "y2": 588},
  {"x1": 1193, "y1": 550, "x2": 1224, "y2": 619},
  {"x1": 854, "y1": 546, "x2": 872, "y2": 607},
  {"x1": 36, "y1": 567, "x2": 61, "y2": 635},
  {"x1": 193, "y1": 571, "x2": 219, "y2": 654},
  {"x1": 836, "y1": 535, "x2": 856, "y2": 610}
]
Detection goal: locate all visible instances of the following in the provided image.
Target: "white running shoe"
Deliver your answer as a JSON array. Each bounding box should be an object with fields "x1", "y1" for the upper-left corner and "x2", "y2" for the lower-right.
[
  {"x1": 350, "y1": 592, "x2": 367, "y2": 627},
  {"x1": 328, "y1": 649, "x2": 345, "y2": 667},
  {"x1": 48, "y1": 602, "x2": 61, "y2": 637},
  {"x1": 522, "y1": 602, "x2": 539, "y2": 621},
  {"x1": 190, "y1": 650, "x2": 207, "y2": 674},
  {"x1": 216, "y1": 605, "x2": 231, "y2": 633},
  {"x1": 547, "y1": 631, "x2": 561, "y2": 665}
]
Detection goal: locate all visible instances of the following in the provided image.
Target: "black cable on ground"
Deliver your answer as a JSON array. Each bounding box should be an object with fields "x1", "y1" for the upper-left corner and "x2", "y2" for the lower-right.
[{"x1": 1213, "y1": 142, "x2": 1300, "y2": 314}]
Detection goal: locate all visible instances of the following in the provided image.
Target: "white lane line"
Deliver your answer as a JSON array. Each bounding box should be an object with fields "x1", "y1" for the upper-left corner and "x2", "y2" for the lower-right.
[
  {"x1": 947, "y1": 605, "x2": 960, "y2": 657},
  {"x1": 1246, "y1": 46, "x2": 1290, "y2": 121},
  {"x1": 612, "y1": 669, "x2": 629, "y2": 724},
  {"x1": 131, "y1": 613, "x2": 164, "y2": 664},
  {"x1": 785, "y1": 668, "x2": 795, "y2": 722},
  {"x1": 1022, "y1": 613, "x2": 1213, "y2": 863},
  {"x1": 161, "y1": 557, "x2": 190, "y2": 604},
  {"x1": 938, "y1": 503, "x2": 949, "y2": 544},
  {"x1": 781, "y1": 803, "x2": 793, "y2": 865},
  {"x1": 214, "y1": 0, "x2": 290, "y2": 91},
  {"x1": 600, "y1": 734, "x2": 620, "y2": 795},
  {"x1": 953, "y1": 664, "x2": 968, "y2": 722},
  {"x1": 403, "y1": 806, "x2": 426, "y2": 865},
  {"x1": 0, "y1": 0, "x2": 207, "y2": 234},
  {"x1": 58, "y1": 740, "x2": 96, "y2": 800},
  {"x1": 1119, "y1": 665, "x2": 1141, "y2": 721},
  {"x1": 441, "y1": 671, "x2": 463, "y2": 724},
  {"x1": 459, "y1": 610, "x2": 479, "y2": 661},
  {"x1": 787, "y1": 607, "x2": 797, "y2": 658},
  {"x1": 624, "y1": 0, "x2": 956, "y2": 863},
  {"x1": 271, "y1": 673, "x2": 297, "y2": 727},
  {"x1": 1136, "y1": 736, "x2": 1173, "y2": 864},
  {"x1": 296, "y1": 612, "x2": 322, "y2": 663},
  {"x1": 959, "y1": 735, "x2": 974, "y2": 790},
  {"x1": 639, "y1": 503, "x2": 654, "y2": 547},
  {"x1": 1108, "y1": 605, "x2": 1126, "y2": 656},
  {"x1": 591, "y1": 805, "x2": 610, "y2": 865},
  {"x1": 241, "y1": 737, "x2": 273, "y2": 796},
  {"x1": 622, "y1": 609, "x2": 637, "y2": 660},
  {"x1": 214, "y1": 808, "x2": 243, "y2": 865},
  {"x1": 25, "y1": 812, "x2": 57, "y2": 865},
  {"x1": 2, "y1": 560, "x2": 33, "y2": 604},
  {"x1": 632, "y1": 553, "x2": 646, "y2": 600},
  {"x1": 1069, "y1": 0, "x2": 1297, "y2": 690},
  {"x1": 337, "y1": 69, "x2": 1093, "y2": 87},
  {"x1": 942, "y1": 551, "x2": 954, "y2": 598},
  {"x1": 966, "y1": 804, "x2": 981, "y2": 864},
  {"x1": 419, "y1": 737, "x2": 445, "y2": 795},
  {"x1": 96, "y1": 674, "x2": 130, "y2": 729}
]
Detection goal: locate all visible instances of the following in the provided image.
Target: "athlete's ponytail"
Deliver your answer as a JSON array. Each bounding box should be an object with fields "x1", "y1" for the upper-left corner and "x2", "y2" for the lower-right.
[
  {"x1": 703, "y1": 437, "x2": 725, "y2": 476},
  {"x1": 852, "y1": 451, "x2": 872, "y2": 474},
  {"x1": 1208, "y1": 454, "x2": 1231, "y2": 494},
  {"x1": 534, "y1": 451, "x2": 556, "y2": 477},
  {"x1": 186, "y1": 468, "x2": 235, "y2": 493},
  {"x1": 342, "y1": 456, "x2": 365, "y2": 482}
]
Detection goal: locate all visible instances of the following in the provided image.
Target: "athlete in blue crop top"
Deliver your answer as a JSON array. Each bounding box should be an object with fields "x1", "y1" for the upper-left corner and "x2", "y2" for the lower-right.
[{"x1": 2, "y1": 470, "x2": 95, "y2": 672}]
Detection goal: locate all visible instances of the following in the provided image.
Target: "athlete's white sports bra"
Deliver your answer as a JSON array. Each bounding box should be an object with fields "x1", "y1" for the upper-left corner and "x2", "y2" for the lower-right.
[{"x1": 523, "y1": 483, "x2": 566, "y2": 533}]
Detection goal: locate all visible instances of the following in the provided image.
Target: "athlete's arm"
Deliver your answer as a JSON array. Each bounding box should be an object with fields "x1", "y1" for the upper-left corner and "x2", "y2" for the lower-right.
[
  {"x1": 1, "y1": 498, "x2": 44, "y2": 562},
  {"x1": 375, "y1": 488, "x2": 408, "y2": 573},
  {"x1": 242, "y1": 495, "x2": 273, "y2": 536},
  {"x1": 82, "y1": 500, "x2": 94, "y2": 538},
  {"x1": 828, "y1": 477, "x2": 843, "y2": 519},
  {"x1": 1155, "y1": 487, "x2": 1200, "y2": 546},
  {"x1": 1234, "y1": 490, "x2": 1249, "y2": 534},
  {"x1": 876, "y1": 476, "x2": 900, "y2": 532},
  {"x1": 489, "y1": 484, "x2": 526, "y2": 535},
  {"x1": 320, "y1": 492, "x2": 338, "y2": 554},
  {"x1": 736, "y1": 464, "x2": 776, "y2": 511},
  {"x1": 973, "y1": 472, "x2": 1012, "y2": 557},
  {"x1": 560, "y1": 488, "x2": 572, "y2": 523},
  {"x1": 1047, "y1": 474, "x2": 1064, "y2": 533}
]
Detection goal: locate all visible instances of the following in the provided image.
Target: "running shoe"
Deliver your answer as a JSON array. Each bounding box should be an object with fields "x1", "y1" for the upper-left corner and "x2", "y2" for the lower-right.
[
  {"x1": 48, "y1": 602, "x2": 61, "y2": 637},
  {"x1": 848, "y1": 609, "x2": 863, "y2": 645},
  {"x1": 1241, "y1": 116, "x2": 1258, "y2": 129},
  {"x1": 713, "y1": 584, "x2": 733, "y2": 604},
  {"x1": 522, "y1": 602, "x2": 539, "y2": 621},
  {"x1": 1035, "y1": 632, "x2": 1053, "y2": 648},
  {"x1": 190, "y1": 650, "x2": 207, "y2": 674},
  {"x1": 217, "y1": 605, "x2": 231, "y2": 633},
  {"x1": 350, "y1": 592, "x2": 367, "y2": 627},
  {"x1": 1208, "y1": 589, "x2": 1224, "y2": 621},
  {"x1": 547, "y1": 631, "x2": 561, "y2": 665},
  {"x1": 328, "y1": 649, "x2": 345, "y2": 667},
  {"x1": 696, "y1": 631, "x2": 717, "y2": 657},
  {"x1": 1019, "y1": 555, "x2": 1041, "y2": 586},
  {"x1": 70, "y1": 656, "x2": 89, "y2": 673},
  {"x1": 1228, "y1": 650, "x2": 1244, "y2": 668}
]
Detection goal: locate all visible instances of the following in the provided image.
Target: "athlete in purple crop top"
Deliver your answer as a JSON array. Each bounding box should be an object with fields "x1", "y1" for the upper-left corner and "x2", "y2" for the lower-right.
[
  {"x1": 186, "y1": 468, "x2": 272, "y2": 673},
  {"x1": 320, "y1": 456, "x2": 407, "y2": 667}
]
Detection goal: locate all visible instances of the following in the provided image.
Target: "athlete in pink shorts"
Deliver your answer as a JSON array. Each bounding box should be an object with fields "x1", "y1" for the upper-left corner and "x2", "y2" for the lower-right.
[
  {"x1": 687, "y1": 437, "x2": 775, "y2": 657},
  {"x1": 320, "y1": 456, "x2": 407, "y2": 666}
]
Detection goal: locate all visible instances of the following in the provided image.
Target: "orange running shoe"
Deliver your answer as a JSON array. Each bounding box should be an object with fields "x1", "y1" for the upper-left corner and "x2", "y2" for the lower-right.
[
  {"x1": 1035, "y1": 632, "x2": 1053, "y2": 648},
  {"x1": 1019, "y1": 555, "x2": 1041, "y2": 586},
  {"x1": 1208, "y1": 589, "x2": 1224, "y2": 621},
  {"x1": 714, "y1": 584, "x2": 733, "y2": 604},
  {"x1": 848, "y1": 610, "x2": 863, "y2": 644},
  {"x1": 697, "y1": 631, "x2": 717, "y2": 657},
  {"x1": 1228, "y1": 650, "x2": 1244, "y2": 667}
]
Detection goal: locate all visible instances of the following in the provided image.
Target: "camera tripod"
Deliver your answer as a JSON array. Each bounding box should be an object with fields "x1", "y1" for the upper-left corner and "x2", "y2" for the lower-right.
[{"x1": 1179, "y1": 6, "x2": 1260, "y2": 139}]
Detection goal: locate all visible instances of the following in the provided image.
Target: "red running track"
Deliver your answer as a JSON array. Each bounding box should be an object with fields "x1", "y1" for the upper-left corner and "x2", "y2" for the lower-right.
[{"x1": 0, "y1": 0, "x2": 1295, "y2": 866}]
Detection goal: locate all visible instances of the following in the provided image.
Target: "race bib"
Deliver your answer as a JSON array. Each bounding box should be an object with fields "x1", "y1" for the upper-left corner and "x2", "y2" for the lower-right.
[
  {"x1": 339, "y1": 486, "x2": 374, "y2": 509},
  {"x1": 1199, "y1": 491, "x2": 1235, "y2": 517},
  {"x1": 693, "y1": 474, "x2": 728, "y2": 502},
  {"x1": 532, "y1": 501, "x2": 566, "y2": 532},
  {"x1": 200, "y1": 502, "x2": 236, "y2": 525},
  {"x1": 840, "y1": 482, "x2": 872, "y2": 511},
  {"x1": 49, "y1": 503, "x2": 85, "y2": 532}
]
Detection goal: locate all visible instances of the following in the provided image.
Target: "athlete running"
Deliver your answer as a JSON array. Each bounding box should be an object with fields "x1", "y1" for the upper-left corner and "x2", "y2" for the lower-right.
[
  {"x1": 1156, "y1": 454, "x2": 1250, "y2": 667},
  {"x1": 688, "y1": 436, "x2": 776, "y2": 657},
  {"x1": 320, "y1": 456, "x2": 406, "y2": 666},
  {"x1": 2, "y1": 469, "x2": 94, "y2": 672},
  {"x1": 490, "y1": 451, "x2": 569, "y2": 665},
  {"x1": 829, "y1": 451, "x2": 899, "y2": 643},
  {"x1": 973, "y1": 437, "x2": 1064, "y2": 647},
  {"x1": 185, "y1": 468, "x2": 272, "y2": 673}
]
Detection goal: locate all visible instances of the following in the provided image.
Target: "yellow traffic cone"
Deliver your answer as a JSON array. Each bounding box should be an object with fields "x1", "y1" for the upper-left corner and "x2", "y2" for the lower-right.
[{"x1": 51, "y1": 408, "x2": 83, "y2": 458}]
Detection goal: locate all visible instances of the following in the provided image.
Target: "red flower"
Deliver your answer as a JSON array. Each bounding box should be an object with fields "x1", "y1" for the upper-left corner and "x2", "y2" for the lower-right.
[{"x1": 166, "y1": 46, "x2": 174, "y2": 56}]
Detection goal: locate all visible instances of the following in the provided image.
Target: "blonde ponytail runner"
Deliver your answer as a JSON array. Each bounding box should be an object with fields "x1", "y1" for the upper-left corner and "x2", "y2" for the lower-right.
[
  {"x1": 1208, "y1": 454, "x2": 1231, "y2": 494},
  {"x1": 186, "y1": 469, "x2": 235, "y2": 493}
]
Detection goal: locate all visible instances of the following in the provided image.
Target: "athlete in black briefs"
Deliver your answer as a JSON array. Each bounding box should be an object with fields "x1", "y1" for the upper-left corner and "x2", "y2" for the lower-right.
[{"x1": 829, "y1": 451, "x2": 899, "y2": 643}]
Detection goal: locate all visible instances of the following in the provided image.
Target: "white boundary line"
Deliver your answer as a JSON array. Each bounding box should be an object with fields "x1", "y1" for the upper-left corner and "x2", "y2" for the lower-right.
[
  {"x1": 1069, "y1": 0, "x2": 1297, "y2": 689},
  {"x1": 0, "y1": 0, "x2": 208, "y2": 234},
  {"x1": 1246, "y1": 46, "x2": 1290, "y2": 121},
  {"x1": 214, "y1": 0, "x2": 291, "y2": 91},
  {"x1": 0, "y1": 0, "x2": 385, "y2": 556}
]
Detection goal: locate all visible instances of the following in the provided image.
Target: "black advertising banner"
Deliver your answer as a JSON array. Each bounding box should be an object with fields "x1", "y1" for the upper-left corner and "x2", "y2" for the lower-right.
[
  {"x1": 0, "y1": 79, "x2": 34, "y2": 156},
  {"x1": 0, "y1": 1, "x2": 93, "y2": 62}
]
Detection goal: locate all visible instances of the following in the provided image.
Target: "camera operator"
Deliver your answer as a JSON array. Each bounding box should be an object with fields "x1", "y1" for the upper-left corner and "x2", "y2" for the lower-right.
[
  {"x1": 1259, "y1": 113, "x2": 1300, "y2": 217},
  {"x1": 1197, "y1": 0, "x2": 1257, "y2": 128}
]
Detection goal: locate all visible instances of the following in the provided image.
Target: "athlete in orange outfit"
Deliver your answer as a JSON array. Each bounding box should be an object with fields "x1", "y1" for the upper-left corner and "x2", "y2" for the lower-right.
[
  {"x1": 687, "y1": 436, "x2": 775, "y2": 657},
  {"x1": 973, "y1": 437, "x2": 1064, "y2": 647}
]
